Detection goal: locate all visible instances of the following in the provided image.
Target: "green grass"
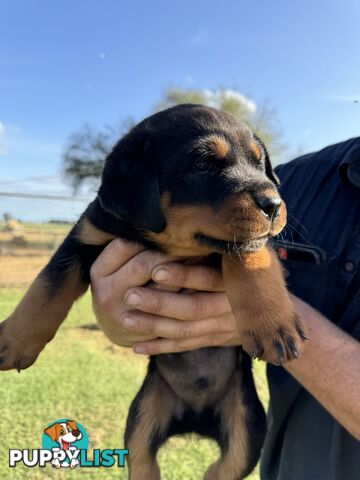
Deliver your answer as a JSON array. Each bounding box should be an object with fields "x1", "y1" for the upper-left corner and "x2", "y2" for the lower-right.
[{"x1": 0, "y1": 288, "x2": 268, "y2": 479}]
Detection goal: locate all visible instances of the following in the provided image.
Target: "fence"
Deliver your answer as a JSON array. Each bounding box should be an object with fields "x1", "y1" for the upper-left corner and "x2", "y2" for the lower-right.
[
  {"x1": 0, "y1": 221, "x2": 72, "y2": 257},
  {"x1": 0, "y1": 221, "x2": 73, "y2": 287},
  {"x1": 0, "y1": 192, "x2": 86, "y2": 286}
]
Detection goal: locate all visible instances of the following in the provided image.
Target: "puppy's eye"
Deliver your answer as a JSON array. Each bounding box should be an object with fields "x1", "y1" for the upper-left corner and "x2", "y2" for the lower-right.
[{"x1": 194, "y1": 159, "x2": 212, "y2": 171}]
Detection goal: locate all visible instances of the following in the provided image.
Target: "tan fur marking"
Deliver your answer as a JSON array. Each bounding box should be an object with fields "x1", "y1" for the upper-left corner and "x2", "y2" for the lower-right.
[
  {"x1": 241, "y1": 247, "x2": 272, "y2": 270},
  {"x1": 250, "y1": 141, "x2": 262, "y2": 160},
  {"x1": 209, "y1": 136, "x2": 229, "y2": 159},
  {"x1": 127, "y1": 372, "x2": 184, "y2": 480},
  {"x1": 76, "y1": 218, "x2": 115, "y2": 245},
  {"x1": 205, "y1": 373, "x2": 249, "y2": 480}
]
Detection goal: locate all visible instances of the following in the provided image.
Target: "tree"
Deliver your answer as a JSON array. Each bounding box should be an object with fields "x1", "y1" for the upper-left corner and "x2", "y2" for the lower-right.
[
  {"x1": 62, "y1": 120, "x2": 133, "y2": 192},
  {"x1": 62, "y1": 88, "x2": 283, "y2": 189},
  {"x1": 155, "y1": 88, "x2": 283, "y2": 157}
]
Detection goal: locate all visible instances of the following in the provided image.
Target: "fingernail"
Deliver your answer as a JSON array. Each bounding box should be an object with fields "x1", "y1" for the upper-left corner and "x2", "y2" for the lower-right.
[
  {"x1": 125, "y1": 293, "x2": 142, "y2": 306},
  {"x1": 152, "y1": 268, "x2": 169, "y2": 282},
  {"x1": 122, "y1": 317, "x2": 137, "y2": 328},
  {"x1": 134, "y1": 345, "x2": 147, "y2": 354}
]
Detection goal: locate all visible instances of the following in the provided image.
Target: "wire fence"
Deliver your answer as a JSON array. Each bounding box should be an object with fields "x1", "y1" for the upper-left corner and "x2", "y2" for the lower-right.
[
  {"x1": 0, "y1": 191, "x2": 83, "y2": 286},
  {"x1": 0, "y1": 220, "x2": 71, "y2": 257}
]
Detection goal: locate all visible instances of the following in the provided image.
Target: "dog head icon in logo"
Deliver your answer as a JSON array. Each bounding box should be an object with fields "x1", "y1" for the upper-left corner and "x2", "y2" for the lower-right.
[
  {"x1": 44, "y1": 420, "x2": 82, "y2": 450},
  {"x1": 42, "y1": 419, "x2": 88, "y2": 468}
]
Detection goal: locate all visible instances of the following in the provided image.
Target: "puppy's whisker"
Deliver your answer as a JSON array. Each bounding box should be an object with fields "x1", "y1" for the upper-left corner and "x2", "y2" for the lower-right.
[
  {"x1": 288, "y1": 212, "x2": 309, "y2": 235},
  {"x1": 233, "y1": 234, "x2": 241, "y2": 260},
  {"x1": 277, "y1": 231, "x2": 287, "y2": 249},
  {"x1": 286, "y1": 222, "x2": 308, "y2": 244}
]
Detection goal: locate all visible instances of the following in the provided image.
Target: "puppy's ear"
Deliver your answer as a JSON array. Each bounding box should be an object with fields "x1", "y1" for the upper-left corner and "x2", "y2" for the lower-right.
[
  {"x1": 44, "y1": 423, "x2": 59, "y2": 442},
  {"x1": 98, "y1": 128, "x2": 166, "y2": 233},
  {"x1": 67, "y1": 420, "x2": 77, "y2": 431},
  {"x1": 254, "y1": 135, "x2": 280, "y2": 187}
]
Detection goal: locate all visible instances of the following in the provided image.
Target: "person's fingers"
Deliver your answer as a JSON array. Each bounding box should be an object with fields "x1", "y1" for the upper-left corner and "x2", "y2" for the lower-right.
[
  {"x1": 109, "y1": 251, "x2": 181, "y2": 292},
  {"x1": 145, "y1": 280, "x2": 181, "y2": 293},
  {"x1": 124, "y1": 287, "x2": 232, "y2": 320},
  {"x1": 90, "y1": 238, "x2": 145, "y2": 278},
  {"x1": 151, "y1": 263, "x2": 224, "y2": 291},
  {"x1": 133, "y1": 332, "x2": 239, "y2": 355},
  {"x1": 120, "y1": 310, "x2": 235, "y2": 339}
]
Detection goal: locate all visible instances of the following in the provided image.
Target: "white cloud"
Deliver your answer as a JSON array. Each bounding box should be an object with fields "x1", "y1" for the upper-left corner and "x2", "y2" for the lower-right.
[{"x1": 202, "y1": 89, "x2": 257, "y2": 113}]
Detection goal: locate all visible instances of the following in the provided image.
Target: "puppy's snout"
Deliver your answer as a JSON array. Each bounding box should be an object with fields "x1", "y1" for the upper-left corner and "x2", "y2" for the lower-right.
[
  {"x1": 72, "y1": 429, "x2": 81, "y2": 437},
  {"x1": 255, "y1": 195, "x2": 281, "y2": 221}
]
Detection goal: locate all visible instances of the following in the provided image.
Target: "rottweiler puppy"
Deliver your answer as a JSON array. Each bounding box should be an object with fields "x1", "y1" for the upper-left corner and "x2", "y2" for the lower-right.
[{"x1": 0, "y1": 104, "x2": 308, "y2": 479}]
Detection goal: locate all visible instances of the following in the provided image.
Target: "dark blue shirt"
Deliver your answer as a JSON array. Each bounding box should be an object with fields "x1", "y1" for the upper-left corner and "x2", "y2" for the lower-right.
[{"x1": 261, "y1": 138, "x2": 360, "y2": 480}]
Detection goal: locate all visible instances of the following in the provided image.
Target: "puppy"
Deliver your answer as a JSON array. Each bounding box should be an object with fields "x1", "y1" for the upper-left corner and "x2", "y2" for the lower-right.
[
  {"x1": 0, "y1": 104, "x2": 308, "y2": 479},
  {"x1": 44, "y1": 420, "x2": 82, "y2": 468}
]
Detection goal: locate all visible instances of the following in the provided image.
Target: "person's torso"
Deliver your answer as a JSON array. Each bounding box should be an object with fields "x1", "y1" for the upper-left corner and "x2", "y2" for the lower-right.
[{"x1": 261, "y1": 138, "x2": 360, "y2": 480}]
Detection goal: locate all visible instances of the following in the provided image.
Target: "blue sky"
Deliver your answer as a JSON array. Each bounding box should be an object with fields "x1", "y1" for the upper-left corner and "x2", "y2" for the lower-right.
[{"x1": 0, "y1": 0, "x2": 359, "y2": 221}]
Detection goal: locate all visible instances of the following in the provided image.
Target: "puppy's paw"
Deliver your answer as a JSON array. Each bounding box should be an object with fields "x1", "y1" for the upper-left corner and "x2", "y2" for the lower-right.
[
  {"x1": 0, "y1": 318, "x2": 46, "y2": 371},
  {"x1": 52, "y1": 459, "x2": 61, "y2": 469},
  {"x1": 241, "y1": 313, "x2": 309, "y2": 365}
]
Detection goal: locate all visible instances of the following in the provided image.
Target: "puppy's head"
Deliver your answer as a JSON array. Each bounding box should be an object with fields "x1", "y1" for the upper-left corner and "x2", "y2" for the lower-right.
[
  {"x1": 44, "y1": 420, "x2": 82, "y2": 447},
  {"x1": 98, "y1": 104, "x2": 286, "y2": 256}
]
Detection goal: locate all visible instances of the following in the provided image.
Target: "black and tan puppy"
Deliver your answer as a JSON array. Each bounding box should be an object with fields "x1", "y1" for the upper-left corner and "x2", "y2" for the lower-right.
[{"x1": 0, "y1": 104, "x2": 308, "y2": 479}]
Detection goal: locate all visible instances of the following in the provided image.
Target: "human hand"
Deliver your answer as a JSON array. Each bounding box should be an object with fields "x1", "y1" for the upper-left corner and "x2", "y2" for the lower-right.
[
  {"x1": 120, "y1": 256, "x2": 241, "y2": 355},
  {"x1": 90, "y1": 238, "x2": 181, "y2": 346},
  {"x1": 90, "y1": 239, "x2": 241, "y2": 354}
]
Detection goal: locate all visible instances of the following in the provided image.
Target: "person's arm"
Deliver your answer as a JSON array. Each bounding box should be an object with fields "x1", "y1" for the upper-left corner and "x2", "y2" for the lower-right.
[
  {"x1": 284, "y1": 295, "x2": 360, "y2": 441},
  {"x1": 90, "y1": 239, "x2": 360, "y2": 440}
]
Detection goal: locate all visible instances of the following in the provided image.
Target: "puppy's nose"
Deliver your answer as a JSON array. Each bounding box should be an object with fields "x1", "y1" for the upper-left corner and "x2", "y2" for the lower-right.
[
  {"x1": 255, "y1": 195, "x2": 281, "y2": 220},
  {"x1": 72, "y1": 429, "x2": 80, "y2": 437}
]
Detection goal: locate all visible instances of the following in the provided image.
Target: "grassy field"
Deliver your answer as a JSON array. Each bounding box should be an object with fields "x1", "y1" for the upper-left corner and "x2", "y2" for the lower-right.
[{"x1": 0, "y1": 254, "x2": 268, "y2": 479}]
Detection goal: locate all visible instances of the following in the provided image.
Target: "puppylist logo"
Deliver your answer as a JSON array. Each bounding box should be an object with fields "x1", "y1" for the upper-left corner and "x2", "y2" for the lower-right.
[{"x1": 9, "y1": 418, "x2": 128, "y2": 469}]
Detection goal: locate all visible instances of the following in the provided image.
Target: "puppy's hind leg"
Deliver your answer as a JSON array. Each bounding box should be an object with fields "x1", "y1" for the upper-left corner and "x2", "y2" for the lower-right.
[
  {"x1": 125, "y1": 366, "x2": 184, "y2": 480},
  {"x1": 0, "y1": 216, "x2": 112, "y2": 371}
]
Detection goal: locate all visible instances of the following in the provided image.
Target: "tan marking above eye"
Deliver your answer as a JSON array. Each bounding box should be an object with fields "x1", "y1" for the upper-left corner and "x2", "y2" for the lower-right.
[
  {"x1": 208, "y1": 136, "x2": 229, "y2": 159},
  {"x1": 250, "y1": 141, "x2": 262, "y2": 161}
]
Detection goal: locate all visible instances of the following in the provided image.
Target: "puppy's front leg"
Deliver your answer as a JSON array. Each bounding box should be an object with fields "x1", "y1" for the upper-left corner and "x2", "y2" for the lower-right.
[
  {"x1": 222, "y1": 246, "x2": 309, "y2": 364},
  {"x1": 0, "y1": 216, "x2": 114, "y2": 371}
]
